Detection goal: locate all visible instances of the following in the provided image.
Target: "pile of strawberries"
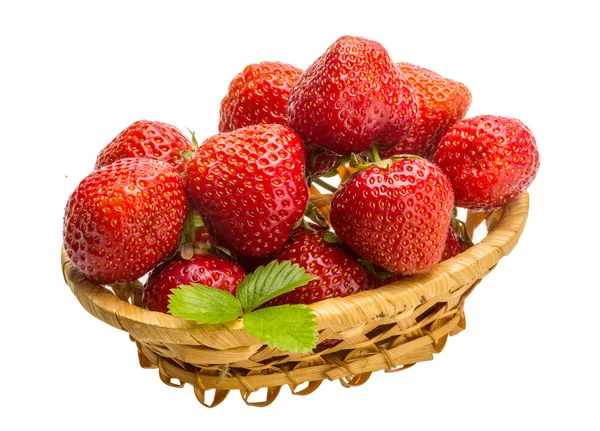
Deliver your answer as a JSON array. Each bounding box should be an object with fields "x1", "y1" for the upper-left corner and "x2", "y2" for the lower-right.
[{"x1": 63, "y1": 35, "x2": 540, "y2": 317}]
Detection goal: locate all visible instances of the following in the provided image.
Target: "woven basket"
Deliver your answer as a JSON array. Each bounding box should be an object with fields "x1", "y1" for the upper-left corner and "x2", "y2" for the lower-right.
[{"x1": 61, "y1": 170, "x2": 529, "y2": 407}]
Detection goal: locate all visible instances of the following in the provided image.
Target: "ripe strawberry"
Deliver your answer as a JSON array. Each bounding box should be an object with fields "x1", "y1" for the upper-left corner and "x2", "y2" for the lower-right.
[
  {"x1": 381, "y1": 62, "x2": 472, "y2": 160},
  {"x1": 264, "y1": 226, "x2": 370, "y2": 306},
  {"x1": 441, "y1": 216, "x2": 473, "y2": 261},
  {"x1": 305, "y1": 143, "x2": 339, "y2": 178},
  {"x1": 142, "y1": 253, "x2": 246, "y2": 313},
  {"x1": 433, "y1": 115, "x2": 540, "y2": 211},
  {"x1": 183, "y1": 124, "x2": 309, "y2": 257},
  {"x1": 63, "y1": 158, "x2": 189, "y2": 284},
  {"x1": 95, "y1": 120, "x2": 193, "y2": 173},
  {"x1": 287, "y1": 35, "x2": 419, "y2": 155},
  {"x1": 219, "y1": 61, "x2": 303, "y2": 133},
  {"x1": 330, "y1": 157, "x2": 454, "y2": 275},
  {"x1": 195, "y1": 225, "x2": 214, "y2": 244}
]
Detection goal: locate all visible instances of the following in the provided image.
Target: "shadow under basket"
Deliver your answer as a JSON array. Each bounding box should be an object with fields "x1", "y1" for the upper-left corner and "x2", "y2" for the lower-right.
[{"x1": 61, "y1": 192, "x2": 530, "y2": 408}]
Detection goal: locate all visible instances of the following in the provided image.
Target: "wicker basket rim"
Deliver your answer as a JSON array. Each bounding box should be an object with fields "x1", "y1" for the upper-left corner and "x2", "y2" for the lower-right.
[{"x1": 61, "y1": 192, "x2": 529, "y2": 346}]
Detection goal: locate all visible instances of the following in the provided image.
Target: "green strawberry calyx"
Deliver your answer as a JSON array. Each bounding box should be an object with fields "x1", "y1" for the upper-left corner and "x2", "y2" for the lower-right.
[
  {"x1": 348, "y1": 145, "x2": 424, "y2": 173},
  {"x1": 168, "y1": 260, "x2": 318, "y2": 353},
  {"x1": 450, "y1": 210, "x2": 475, "y2": 248}
]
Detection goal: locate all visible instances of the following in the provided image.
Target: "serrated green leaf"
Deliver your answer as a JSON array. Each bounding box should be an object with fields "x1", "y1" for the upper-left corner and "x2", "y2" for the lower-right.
[
  {"x1": 168, "y1": 283, "x2": 243, "y2": 324},
  {"x1": 236, "y1": 260, "x2": 315, "y2": 313},
  {"x1": 243, "y1": 305, "x2": 318, "y2": 353}
]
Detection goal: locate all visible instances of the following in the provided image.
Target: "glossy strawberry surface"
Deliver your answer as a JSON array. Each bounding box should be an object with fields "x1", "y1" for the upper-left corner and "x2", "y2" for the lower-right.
[
  {"x1": 219, "y1": 61, "x2": 303, "y2": 133},
  {"x1": 142, "y1": 253, "x2": 246, "y2": 313},
  {"x1": 287, "y1": 35, "x2": 418, "y2": 155},
  {"x1": 330, "y1": 157, "x2": 454, "y2": 275},
  {"x1": 95, "y1": 120, "x2": 193, "y2": 173},
  {"x1": 183, "y1": 124, "x2": 308, "y2": 257},
  {"x1": 381, "y1": 63, "x2": 471, "y2": 160},
  {"x1": 433, "y1": 115, "x2": 540, "y2": 211},
  {"x1": 265, "y1": 226, "x2": 370, "y2": 305},
  {"x1": 63, "y1": 158, "x2": 189, "y2": 284}
]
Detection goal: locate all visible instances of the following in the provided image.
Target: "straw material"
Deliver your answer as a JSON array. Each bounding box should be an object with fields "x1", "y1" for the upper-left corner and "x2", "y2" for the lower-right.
[{"x1": 61, "y1": 183, "x2": 529, "y2": 408}]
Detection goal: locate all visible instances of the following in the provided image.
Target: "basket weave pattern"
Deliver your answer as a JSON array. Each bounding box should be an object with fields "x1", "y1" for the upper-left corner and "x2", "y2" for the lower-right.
[{"x1": 61, "y1": 184, "x2": 529, "y2": 407}]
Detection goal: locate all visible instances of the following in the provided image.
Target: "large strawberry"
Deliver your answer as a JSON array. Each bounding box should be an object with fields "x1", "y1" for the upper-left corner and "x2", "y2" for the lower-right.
[
  {"x1": 95, "y1": 120, "x2": 193, "y2": 173},
  {"x1": 381, "y1": 62, "x2": 471, "y2": 160},
  {"x1": 287, "y1": 35, "x2": 419, "y2": 155},
  {"x1": 142, "y1": 253, "x2": 247, "y2": 313},
  {"x1": 264, "y1": 225, "x2": 370, "y2": 306},
  {"x1": 63, "y1": 158, "x2": 189, "y2": 284},
  {"x1": 433, "y1": 115, "x2": 540, "y2": 211},
  {"x1": 183, "y1": 124, "x2": 309, "y2": 257},
  {"x1": 330, "y1": 156, "x2": 454, "y2": 275},
  {"x1": 219, "y1": 61, "x2": 303, "y2": 133}
]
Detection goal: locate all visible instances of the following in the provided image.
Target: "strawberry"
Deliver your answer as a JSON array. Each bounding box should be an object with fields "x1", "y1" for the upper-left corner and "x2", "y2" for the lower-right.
[
  {"x1": 142, "y1": 253, "x2": 247, "y2": 313},
  {"x1": 219, "y1": 61, "x2": 303, "y2": 133},
  {"x1": 305, "y1": 143, "x2": 339, "y2": 178},
  {"x1": 380, "y1": 62, "x2": 472, "y2": 160},
  {"x1": 264, "y1": 225, "x2": 370, "y2": 306},
  {"x1": 329, "y1": 156, "x2": 454, "y2": 275},
  {"x1": 441, "y1": 215, "x2": 473, "y2": 261},
  {"x1": 287, "y1": 35, "x2": 419, "y2": 155},
  {"x1": 183, "y1": 123, "x2": 309, "y2": 257},
  {"x1": 433, "y1": 115, "x2": 540, "y2": 211},
  {"x1": 95, "y1": 120, "x2": 193, "y2": 173},
  {"x1": 195, "y1": 225, "x2": 214, "y2": 244},
  {"x1": 63, "y1": 158, "x2": 189, "y2": 284}
]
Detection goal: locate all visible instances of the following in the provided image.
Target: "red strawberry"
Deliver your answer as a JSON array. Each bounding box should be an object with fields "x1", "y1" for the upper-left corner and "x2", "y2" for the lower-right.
[
  {"x1": 305, "y1": 143, "x2": 339, "y2": 178},
  {"x1": 264, "y1": 226, "x2": 370, "y2": 306},
  {"x1": 433, "y1": 115, "x2": 540, "y2": 211},
  {"x1": 381, "y1": 62, "x2": 472, "y2": 160},
  {"x1": 63, "y1": 158, "x2": 189, "y2": 284},
  {"x1": 441, "y1": 216, "x2": 473, "y2": 261},
  {"x1": 142, "y1": 253, "x2": 246, "y2": 313},
  {"x1": 287, "y1": 35, "x2": 419, "y2": 155},
  {"x1": 95, "y1": 120, "x2": 193, "y2": 173},
  {"x1": 195, "y1": 225, "x2": 214, "y2": 244},
  {"x1": 183, "y1": 124, "x2": 309, "y2": 257},
  {"x1": 330, "y1": 157, "x2": 454, "y2": 275},
  {"x1": 219, "y1": 61, "x2": 303, "y2": 133}
]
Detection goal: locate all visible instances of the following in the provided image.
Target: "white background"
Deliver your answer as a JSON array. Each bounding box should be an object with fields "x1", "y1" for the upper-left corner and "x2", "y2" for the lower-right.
[{"x1": 1, "y1": 0, "x2": 598, "y2": 429}]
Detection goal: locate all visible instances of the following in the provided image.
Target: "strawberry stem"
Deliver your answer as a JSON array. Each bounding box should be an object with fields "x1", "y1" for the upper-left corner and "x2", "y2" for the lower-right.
[
  {"x1": 370, "y1": 145, "x2": 382, "y2": 163},
  {"x1": 313, "y1": 178, "x2": 338, "y2": 193}
]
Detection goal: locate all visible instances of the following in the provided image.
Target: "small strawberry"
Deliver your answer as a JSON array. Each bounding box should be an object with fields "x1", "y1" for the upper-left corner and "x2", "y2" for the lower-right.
[
  {"x1": 142, "y1": 253, "x2": 247, "y2": 313},
  {"x1": 95, "y1": 120, "x2": 194, "y2": 173},
  {"x1": 287, "y1": 35, "x2": 419, "y2": 155},
  {"x1": 219, "y1": 61, "x2": 303, "y2": 133},
  {"x1": 433, "y1": 115, "x2": 540, "y2": 211},
  {"x1": 264, "y1": 225, "x2": 370, "y2": 306},
  {"x1": 195, "y1": 225, "x2": 214, "y2": 244},
  {"x1": 183, "y1": 124, "x2": 309, "y2": 257},
  {"x1": 330, "y1": 155, "x2": 454, "y2": 275},
  {"x1": 381, "y1": 62, "x2": 471, "y2": 160},
  {"x1": 304, "y1": 143, "x2": 339, "y2": 178},
  {"x1": 441, "y1": 214, "x2": 473, "y2": 261},
  {"x1": 63, "y1": 158, "x2": 189, "y2": 284}
]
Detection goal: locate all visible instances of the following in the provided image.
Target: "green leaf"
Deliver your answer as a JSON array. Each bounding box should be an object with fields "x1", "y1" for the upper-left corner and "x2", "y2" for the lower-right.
[
  {"x1": 168, "y1": 283, "x2": 243, "y2": 324},
  {"x1": 243, "y1": 305, "x2": 318, "y2": 353},
  {"x1": 236, "y1": 260, "x2": 315, "y2": 313}
]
